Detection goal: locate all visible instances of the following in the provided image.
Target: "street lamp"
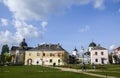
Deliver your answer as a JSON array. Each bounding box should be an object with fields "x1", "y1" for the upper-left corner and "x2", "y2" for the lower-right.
[{"x1": 81, "y1": 46, "x2": 84, "y2": 64}]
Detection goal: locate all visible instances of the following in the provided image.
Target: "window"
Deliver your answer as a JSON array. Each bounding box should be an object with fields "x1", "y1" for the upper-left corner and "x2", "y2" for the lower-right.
[
  {"x1": 37, "y1": 53, "x2": 40, "y2": 56},
  {"x1": 95, "y1": 52, "x2": 97, "y2": 55},
  {"x1": 58, "y1": 53, "x2": 61, "y2": 57},
  {"x1": 58, "y1": 59, "x2": 60, "y2": 63},
  {"x1": 101, "y1": 52, "x2": 104, "y2": 55},
  {"x1": 50, "y1": 59, "x2": 52, "y2": 63},
  {"x1": 43, "y1": 53, "x2": 45, "y2": 56},
  {"x1": 52, "y1": 54, "x2": 55, "y2": 57},
  {"x1": 36, "y1": 61, "x2": 39, "y2": 64},
  {"x1": 29, "y1": 53, "x2": 31, "y2": 56},
  {"x1": 50, "y1": 53, "x2": 53, "y2": 57},
  {"x1": 95, "y1": 59, "x2": 98, "y2": 62}
]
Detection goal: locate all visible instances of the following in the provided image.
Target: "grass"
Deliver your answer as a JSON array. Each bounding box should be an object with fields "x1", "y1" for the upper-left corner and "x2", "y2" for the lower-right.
[
  {"x1": 0, "y1": 66, "x2": 100, "y2": 78},
  {"x1": 87, "y1": 64, "x2": 120, "y2": 78},
  {"x1": 89, "y1": 64, "x2": 120, "y2": 77},
  {"x1": 57, "y1": 64, "x2": 120, "y2": 77},
  {"x1": 89, "y1": 71, "x2": 120, "y2": 78}
]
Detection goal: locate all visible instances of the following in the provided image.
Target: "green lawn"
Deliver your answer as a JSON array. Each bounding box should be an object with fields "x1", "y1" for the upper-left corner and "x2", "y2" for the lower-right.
[
  {"x1": 87, "y1": 64, "x2": 120, "y2": 78},
  {"x1": 0, "y1": 66, "x2": 100, "y2": 78},
  {"x1": 57, "y1": 64, "x2": 120, "y2": 77}
]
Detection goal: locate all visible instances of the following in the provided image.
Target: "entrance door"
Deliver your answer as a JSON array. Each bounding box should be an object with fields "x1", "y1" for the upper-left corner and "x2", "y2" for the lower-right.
[
  {"x1": 27, "y1": 59, "x2": 32, "y2": 65},
  {"x1": 101, "y1": 58, "x2": 104, "y2": 64}
]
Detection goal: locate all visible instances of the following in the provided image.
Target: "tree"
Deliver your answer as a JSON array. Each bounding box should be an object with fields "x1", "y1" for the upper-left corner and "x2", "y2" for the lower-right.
[
  {"x1": 1, "y1": 44, "x2": 9, "y2": 64},
  {"x1": 113, "y1": 55, "x2": 118, "y2": 64},
  {"x1": 62, "y1": 52, "x2": 69, "y2": 65},
  {"x1": 5, "y1": 54, "x2": 12, "y2": 63}
]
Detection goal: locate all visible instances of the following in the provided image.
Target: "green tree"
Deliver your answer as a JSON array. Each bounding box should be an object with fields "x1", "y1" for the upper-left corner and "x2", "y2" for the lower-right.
[
  {"x1": 5, "y1": 54, "x2": 12, "y2": 63},
  {"x1": 1, "y1": 44, "x2": 9, "y2": 64},
  {"x1": 62, "y1": 52, "x2": 69, "y2": 65},
  {"x1": 113, "y1": 55, "x2": 118, "y2": 64}
]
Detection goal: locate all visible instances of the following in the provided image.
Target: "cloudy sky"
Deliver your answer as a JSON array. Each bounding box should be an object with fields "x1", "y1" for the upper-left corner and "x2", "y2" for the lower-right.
[{"x1": 0, "y1": 0, "x2": 120, "y2": 53}]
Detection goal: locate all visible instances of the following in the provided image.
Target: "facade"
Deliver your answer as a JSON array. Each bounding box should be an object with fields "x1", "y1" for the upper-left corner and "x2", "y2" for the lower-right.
[
  {"x1": 10, "y1": 39, "x2": 33, "y2": 64},
  {"x1": 25, "y1": 44, "x2": 68, "y2": 65},
  {"x1": 85, "y1": 42, "x2": 109, "y2": 64},
  {"x1": 111, "y1": 47, "x2": 120, "y2": 63}
]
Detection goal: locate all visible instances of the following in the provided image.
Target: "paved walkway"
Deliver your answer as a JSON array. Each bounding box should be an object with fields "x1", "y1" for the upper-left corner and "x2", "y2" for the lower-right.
[{"x1": 49, "y1": 66, "x2": 117, "y2": 78}]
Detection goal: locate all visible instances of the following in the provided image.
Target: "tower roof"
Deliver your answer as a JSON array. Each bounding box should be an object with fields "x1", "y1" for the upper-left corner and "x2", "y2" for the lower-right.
[
  {"x1": 19, "y1": 38, "x2": 28, "y2": 48},
  {"x1": 74, "y1": 47, "x2": 78, "y2": 52},
  {"x1": 89, "y1": 42, "x2": 96, "y2": 47}
]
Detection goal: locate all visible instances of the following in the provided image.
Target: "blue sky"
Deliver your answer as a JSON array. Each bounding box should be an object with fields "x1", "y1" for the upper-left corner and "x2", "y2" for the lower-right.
[{"x1": 0, "y1": 0, "x2": 120, "y2": 54}]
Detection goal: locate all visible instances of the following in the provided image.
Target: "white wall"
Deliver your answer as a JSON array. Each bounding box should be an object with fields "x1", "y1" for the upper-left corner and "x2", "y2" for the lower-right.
[{"x1": 91, "y1": 50, "x2": 109, "y2": 64}]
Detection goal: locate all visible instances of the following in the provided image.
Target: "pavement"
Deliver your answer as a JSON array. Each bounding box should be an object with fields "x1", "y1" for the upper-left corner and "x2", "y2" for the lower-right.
[{"x1": 46, "y1": 66, "x2": 118, "y2": 78}]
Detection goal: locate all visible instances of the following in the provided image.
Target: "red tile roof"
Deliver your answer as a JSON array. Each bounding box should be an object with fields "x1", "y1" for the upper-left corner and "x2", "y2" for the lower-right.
[{"x1": 116, "y1": 47, "x2": 120, "y2": 51}]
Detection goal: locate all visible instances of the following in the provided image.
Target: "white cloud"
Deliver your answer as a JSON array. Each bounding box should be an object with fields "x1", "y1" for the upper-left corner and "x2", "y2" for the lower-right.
[
  {"x1": 93, "y1": 0, "x2": 105, "y2": 9},
  {"x1": 41, "y1": 21, "x2": 48, "y2": 30},
  {"x1": 3, "y1": 0, "x2": 100, "y2": 21},
  {"x1": 79, "y1": 25, "x2": 90, "y2": 32},
  {"x1": 0, "y1": 20, "x2": 43, "y2": 45},
  {"x1": 13, "y1": 20, "x2": 43, "y2": 42},
  {"x1": 109, "y1": 45, "x2": 116, "y2": 51},
  {"x1": 0, "y1": 30, "x2": 13, "y2": 44},
  {"x1": 1, "y1": 18, "x2": 8, "y2": 26},
  {"x1": 0, "y1": 0, "x2": 107, "y2": 45}
]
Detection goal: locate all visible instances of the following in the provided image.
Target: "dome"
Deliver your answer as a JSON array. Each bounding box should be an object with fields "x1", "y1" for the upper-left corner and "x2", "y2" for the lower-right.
[
  {"x1": 20, "y1": 38, "x2": 28, "y2": 48},
  {"x1": 89, "y1": 42, "x2": 96, "y2": 47}
]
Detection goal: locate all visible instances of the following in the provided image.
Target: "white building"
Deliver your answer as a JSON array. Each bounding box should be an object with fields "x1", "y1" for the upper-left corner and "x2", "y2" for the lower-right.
[
  {"x1": 85, "y1": 42, "x2": 109, "y2": 64},
  {"x1": 111, "y1": 47, "x2": 120, "y2": 63},
  {"x1": 72, "y1": 48, "x2": 79, "y2": 58}
]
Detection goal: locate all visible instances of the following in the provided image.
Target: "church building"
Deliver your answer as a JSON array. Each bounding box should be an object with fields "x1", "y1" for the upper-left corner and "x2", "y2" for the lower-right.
[{"x1": 10, "y1": 38, "x2": 33, "y2": 64}]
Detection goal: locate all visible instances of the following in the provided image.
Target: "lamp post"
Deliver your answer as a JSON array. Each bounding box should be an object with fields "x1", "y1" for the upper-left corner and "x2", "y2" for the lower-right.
[
  {"x1": 81, "y1": 46, "x2": 86, "y2": 71},
  {"x1": 81, "y1": 46, "x2": 84, "y2": 64}
]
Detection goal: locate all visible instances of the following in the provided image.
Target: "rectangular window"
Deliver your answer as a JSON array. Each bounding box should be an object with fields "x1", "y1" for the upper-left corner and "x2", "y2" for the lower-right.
[
  {"x1": 29, "y1": 53, "x2": 31, "y2": 56},
  {"x1": 43, "y1": 53, "x2": 45, "y2": 56},
  {"x1": 101, "y1": 52, "x2": 104, "y2": 55},
  {"x1": 52, "y1": 54, "x2": 55, "y2": 57},
  {"x1": 58, "y1": 53, "x2": 61, "y2": 57},
  {"x1": 95, "y1": 59, "x2": 98, "y2": 62},
  {"x1": 37, "y1": 53, "x2": 40, "y2": 56},
  {"x1": 58, "y1": 59, "x2": 60, "y2": 63},
  {"x1": 50, "y1": 53, "x2": 52, "y2": 57},
  {"x1": 50, "y1": 59, "x2": 52, "y2": 63},
  {"x1": 95, "y1": 52, "x2": 97, "y2": 55}
]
